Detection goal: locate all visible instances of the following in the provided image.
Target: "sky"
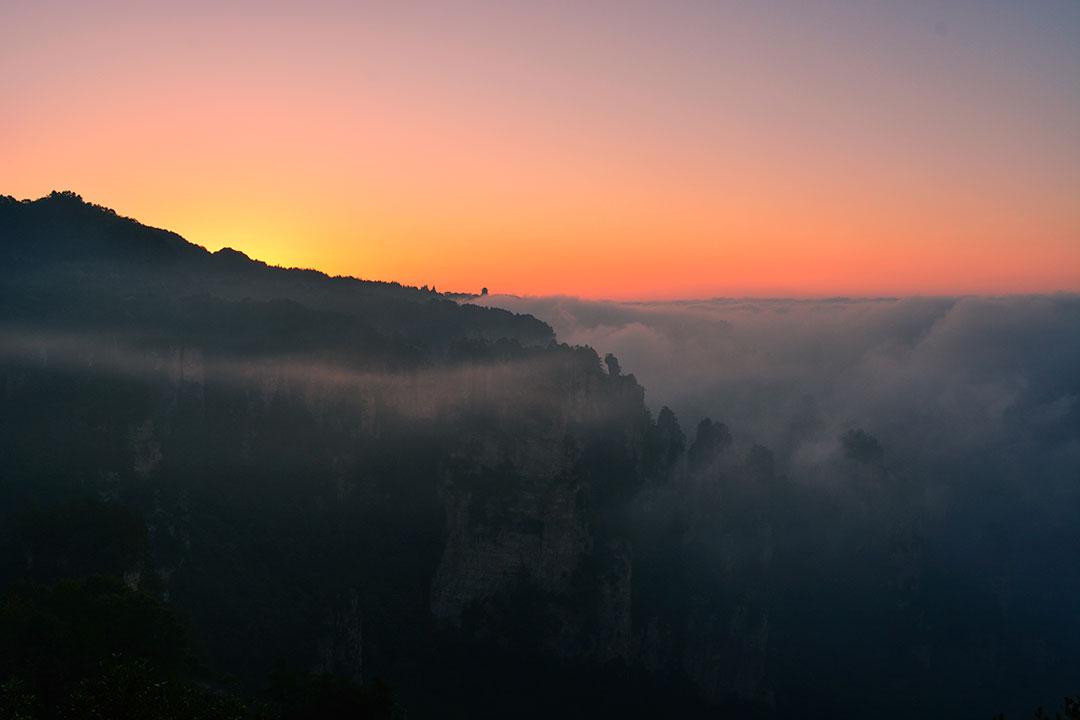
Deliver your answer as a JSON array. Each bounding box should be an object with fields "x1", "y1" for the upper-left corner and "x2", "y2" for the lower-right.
[{"x1": 3, "y1": 0, "x2": 1078, "y2": 298}]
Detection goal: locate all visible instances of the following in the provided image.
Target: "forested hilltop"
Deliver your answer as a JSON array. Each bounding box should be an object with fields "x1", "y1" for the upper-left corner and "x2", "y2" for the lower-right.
[{"x1": 0, "y1": 193, "x2": 1075, "y2": 719}]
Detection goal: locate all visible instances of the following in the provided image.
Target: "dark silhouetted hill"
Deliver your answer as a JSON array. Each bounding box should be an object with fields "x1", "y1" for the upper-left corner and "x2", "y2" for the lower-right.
[{"x1": 0, "y1": 191, "x2": 553, "y2": 356}]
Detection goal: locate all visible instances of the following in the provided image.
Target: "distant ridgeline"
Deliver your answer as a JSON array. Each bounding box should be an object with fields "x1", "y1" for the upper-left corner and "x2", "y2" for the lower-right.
[{"x1": 0, "y1": 193, "x2": 1073, "y2": 720}]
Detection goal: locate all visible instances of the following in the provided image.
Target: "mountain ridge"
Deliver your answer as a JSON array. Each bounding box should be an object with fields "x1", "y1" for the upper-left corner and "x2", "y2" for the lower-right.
[{"x1": 0, "y1": 190, "x2": 555, "y2": 353}]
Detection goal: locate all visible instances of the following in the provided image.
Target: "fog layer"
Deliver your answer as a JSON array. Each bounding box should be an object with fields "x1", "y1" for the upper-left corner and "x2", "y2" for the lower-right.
[{"x1": 477, "y1": 294, "x2": 1080, "y2": 484}]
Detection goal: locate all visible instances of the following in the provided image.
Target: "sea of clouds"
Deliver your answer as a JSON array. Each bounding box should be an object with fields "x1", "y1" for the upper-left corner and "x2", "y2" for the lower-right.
[{"x1": 475, "y1": 294, "x2": 1080, "y2": 492}]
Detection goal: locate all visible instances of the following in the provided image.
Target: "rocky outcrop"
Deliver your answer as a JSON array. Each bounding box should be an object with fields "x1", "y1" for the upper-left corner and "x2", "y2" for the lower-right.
[{"x1": 430, "y1": 368, "x2": 645, "y2": 663}]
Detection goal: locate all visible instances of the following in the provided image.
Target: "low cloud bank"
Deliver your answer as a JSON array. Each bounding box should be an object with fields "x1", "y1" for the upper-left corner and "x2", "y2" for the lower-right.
[
  {"x1": 0, "y1": 328, "x2": 629, "y2": 429},
  {"x1": 477, "y1": 294, "x2": 1080, "y2": 486}
]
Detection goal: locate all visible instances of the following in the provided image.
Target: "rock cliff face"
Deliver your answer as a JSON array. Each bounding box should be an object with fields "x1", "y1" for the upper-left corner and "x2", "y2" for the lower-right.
[
  {"x1": 430, "y1": 364, "x2": 645, "y2": 663},
  {"x1": 431, "y1": 475, "x2": 586, "y2": 622},
  {"x1": 430, "y1": 447, "x2": 633, "y2": 661}
]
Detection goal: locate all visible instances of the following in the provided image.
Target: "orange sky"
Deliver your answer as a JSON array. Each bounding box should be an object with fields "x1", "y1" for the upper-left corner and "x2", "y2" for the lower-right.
[{"x1": 3, "y1": 2, "x2": 1078, "y2": 298}]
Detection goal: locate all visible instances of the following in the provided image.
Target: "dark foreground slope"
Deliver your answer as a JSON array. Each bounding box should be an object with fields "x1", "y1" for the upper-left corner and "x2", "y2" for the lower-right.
[
  {"x1": 0, "y1": 192, "x2": 720, "y2": 718},
  {"x1": 1, "y1": 193, "x2": 1076, "y2": 720}
]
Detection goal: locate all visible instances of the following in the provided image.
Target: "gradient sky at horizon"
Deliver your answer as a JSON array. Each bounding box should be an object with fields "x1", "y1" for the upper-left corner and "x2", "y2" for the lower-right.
[{"x1": 3, "y1": 0, "x2": 1078, "y2": 298}]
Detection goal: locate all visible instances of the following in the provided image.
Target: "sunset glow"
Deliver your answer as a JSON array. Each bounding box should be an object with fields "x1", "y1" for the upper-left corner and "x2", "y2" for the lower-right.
[{"x1": 4, "y1": 1, "x2": 1078, "y2": 298}]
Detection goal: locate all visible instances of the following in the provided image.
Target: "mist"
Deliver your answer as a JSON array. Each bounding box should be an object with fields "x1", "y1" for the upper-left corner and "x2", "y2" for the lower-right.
[
  {"x1": 475, "y1": 294, "x2": 1080, "y2": 481},
  {"x1": 0, "y1": 327, "x2": 635, "y2": 429}
]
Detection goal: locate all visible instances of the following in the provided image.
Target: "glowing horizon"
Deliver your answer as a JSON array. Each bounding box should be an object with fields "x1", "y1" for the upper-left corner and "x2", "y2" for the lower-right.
[{"x1": 3, "y1": 1, "x2": 1078, "y2": 299}]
